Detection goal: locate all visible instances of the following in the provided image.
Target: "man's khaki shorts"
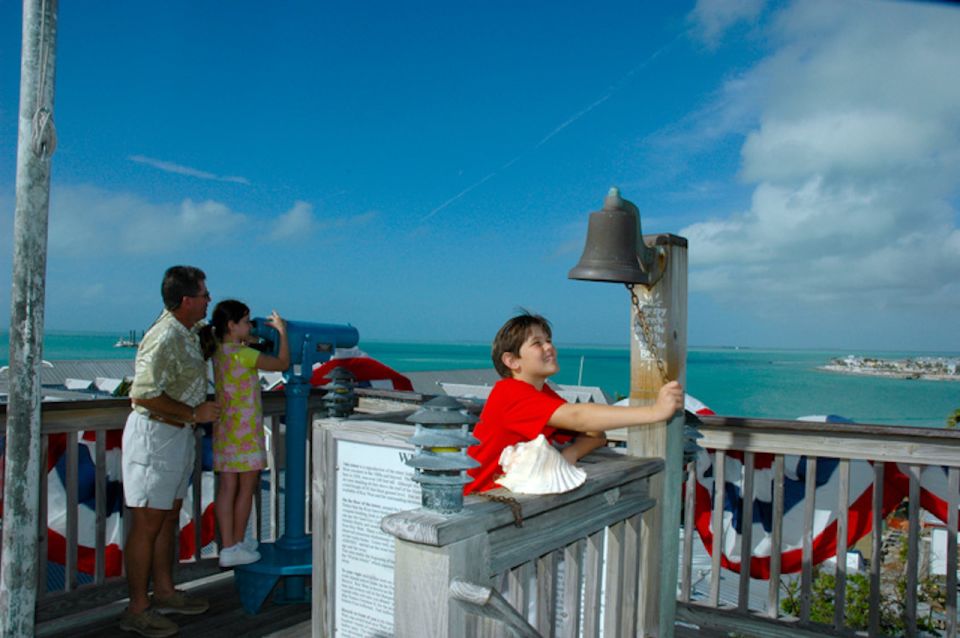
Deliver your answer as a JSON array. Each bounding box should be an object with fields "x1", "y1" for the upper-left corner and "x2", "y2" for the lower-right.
[{"x1": 121, "y1": 411, "x2": 196, "y2": 510}]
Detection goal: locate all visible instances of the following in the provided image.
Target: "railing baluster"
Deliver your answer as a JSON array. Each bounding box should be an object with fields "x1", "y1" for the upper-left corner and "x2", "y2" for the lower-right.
[
  {"x1": 833, "y1": 458, "x2": 850, "y2": 630},
  {"x1": 94, "y1": 430, "x2": 107, "y2": 584},
  {"x1": 767, "y1": 454, "x2": 784, "y2": 618},
  {"x1": 252, "y1": 473, "x2": 262, "y2": 544},
  {"x1": 536, "y1": 550, "x2": 558, "y2": 637},
  {"x1": 305, "y1": 411, "x2": 315, "y2": 535},
  {"x1": 268, "y1": 415, "x2": 281, "y2": 540},
  {"x1": 602, "y1": 522, "x2": 625, "y2": 638},
  {"x1": 506, "y1": 563, "x2": 525, "y2": 622},
  {"x1": 192, "y1": 428, "x2": 203, "y2": 561},
  {"x1": 799, "y1": 456, "x2": 817, "y2": 622},
  {"x1": 947, "y1": 466, "x2": 958, "y2": 638},
  {"x1": 488, "y1": 571, "x2": 512, "y2": 638},
  {"x1": 737, "y1": 451, "x2": 755, "y2": 613},
  {"x1": 680, "y1": 460, "x2": 696, "y2": 602},
  {"x1": 559, "y1": 539, "x2": 583, "y2": 638},
  {"x1": 213, "y1": 472, "x2": 222, "y2": 552},
  {"x1": 621, "y1": 514, "x2": 642, "y2": 636},
  {"x1": 709, "y1": 450, "x2": 726, "y2": 607},
  {"x1": 582, "y1": 529, "x2": 604, "y2": 638},
  {"x1": 38, "y1": 433, "x2": 49, "y2": 595},
  {"x1": 65, "y1": 430, "x2": 79, "y2": 592},
  {"x1": 869, "y1": 461, "x2": 884, "y2": 636},
  {"x1": 519, "y1": 561, "x2": 533, "y2": 625},
  {"x1": 905, "y1": 464, "x2": 921, "y2": 638}
]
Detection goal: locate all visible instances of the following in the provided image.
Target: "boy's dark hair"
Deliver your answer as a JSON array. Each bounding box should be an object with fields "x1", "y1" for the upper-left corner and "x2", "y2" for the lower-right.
[
  {"x1": 161, "y1": 265, "x2": 206, "y2": 310},
  {"x1": 491, "y1": 312, "x2": 552, "y2": 378}
]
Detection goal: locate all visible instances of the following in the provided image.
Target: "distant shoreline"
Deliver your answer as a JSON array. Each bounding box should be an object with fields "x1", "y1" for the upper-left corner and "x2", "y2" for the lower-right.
[
  {"x1": 820, "y1": 355, "x2": 960, "y2": 382},
  {"x1": 819, "y1": 365, "x2": 960, "y2": 382}
]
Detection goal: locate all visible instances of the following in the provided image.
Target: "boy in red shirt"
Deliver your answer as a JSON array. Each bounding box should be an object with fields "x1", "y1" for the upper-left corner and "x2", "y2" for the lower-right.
[{"x1": 464, "y1": 313, "x2": 684, "y2": 495}]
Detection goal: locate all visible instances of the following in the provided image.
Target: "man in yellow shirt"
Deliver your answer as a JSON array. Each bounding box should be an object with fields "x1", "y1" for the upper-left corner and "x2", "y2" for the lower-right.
[{"x1": 120, "y1": 265, "x2": 220, "y2": 637}]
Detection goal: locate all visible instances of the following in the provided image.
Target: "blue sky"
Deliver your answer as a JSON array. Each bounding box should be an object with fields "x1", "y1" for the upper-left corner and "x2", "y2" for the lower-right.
[{"x1": 1, "y1": 0, "x2": 958, "y2": 351}]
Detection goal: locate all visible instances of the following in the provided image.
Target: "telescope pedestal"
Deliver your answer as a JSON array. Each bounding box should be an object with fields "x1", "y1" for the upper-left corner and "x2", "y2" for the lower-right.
[
  {"x1": 233, "y1": 538, "x2": 311, "y2": 613},
  {"x1": 233, "y1": 376, "x2": 313, "y2": 614}
]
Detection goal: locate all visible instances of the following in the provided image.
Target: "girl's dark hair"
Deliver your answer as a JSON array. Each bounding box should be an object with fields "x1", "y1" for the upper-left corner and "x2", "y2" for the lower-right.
[{"x1": 200, "y1": 299, "x2": 250, "y2": 359}]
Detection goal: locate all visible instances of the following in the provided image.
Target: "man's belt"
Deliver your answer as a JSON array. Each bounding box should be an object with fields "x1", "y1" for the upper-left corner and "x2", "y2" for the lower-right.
[{"x1": 149, "y1": 413, "x2": 193, "y2": 429}]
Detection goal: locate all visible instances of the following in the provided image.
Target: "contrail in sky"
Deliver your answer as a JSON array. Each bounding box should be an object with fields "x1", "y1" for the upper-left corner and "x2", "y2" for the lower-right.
[
  {"x1": 129, "y1": 155, "x2": 250, "y2": 185},
  {"x1": 421, "y1": 38, "x2": 676, "y2": 222}
]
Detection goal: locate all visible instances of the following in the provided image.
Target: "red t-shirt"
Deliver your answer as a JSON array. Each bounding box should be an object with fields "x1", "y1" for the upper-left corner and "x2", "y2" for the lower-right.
[{"x1": 464, "y1": 378, "x2": 570, "y2": 495}]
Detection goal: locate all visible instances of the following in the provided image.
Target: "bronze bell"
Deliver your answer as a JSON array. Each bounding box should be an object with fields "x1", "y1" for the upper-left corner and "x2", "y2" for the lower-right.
[{"x1": 568, "y1": 187, "x2": 665, "y2": 286}]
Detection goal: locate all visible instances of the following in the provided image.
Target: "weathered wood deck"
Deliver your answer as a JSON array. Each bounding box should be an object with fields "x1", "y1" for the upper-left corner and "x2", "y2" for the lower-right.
[{"x1": 36, "y1": 572, "x2": 311, "y2": 638}]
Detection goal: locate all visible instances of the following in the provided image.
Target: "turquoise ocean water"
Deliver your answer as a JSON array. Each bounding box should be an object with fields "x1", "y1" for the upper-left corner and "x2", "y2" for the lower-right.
[{"x1": 2, "y1": 332, "x2": 957, "y2": 428}]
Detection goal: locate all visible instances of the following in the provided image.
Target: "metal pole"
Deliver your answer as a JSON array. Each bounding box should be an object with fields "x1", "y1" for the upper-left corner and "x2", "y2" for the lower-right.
[{"x1": 1, "y1": 1, "x2": 58, "y2": 635}]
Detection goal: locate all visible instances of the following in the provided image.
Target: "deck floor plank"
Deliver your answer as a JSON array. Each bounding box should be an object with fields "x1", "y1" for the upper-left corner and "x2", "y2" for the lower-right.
[{"x1": 37, "y1": 574, "x2": 311, "y2": 638}]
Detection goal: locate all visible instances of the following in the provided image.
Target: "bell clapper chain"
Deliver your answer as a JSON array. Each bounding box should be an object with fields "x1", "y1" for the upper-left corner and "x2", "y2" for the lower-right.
[{"x1": 627, "y1": 283, "x2": 668, "y2": 386}]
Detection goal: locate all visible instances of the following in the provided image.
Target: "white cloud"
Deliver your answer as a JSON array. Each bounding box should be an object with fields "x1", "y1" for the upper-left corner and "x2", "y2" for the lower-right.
[
  {"x1": 129, "y1": 155, "x2": 250, "y2": 185},
  {"x1": 269, "y1": 201, "x2": 316, "y2": 240},
  {"x1": 680, "y1": 0, "x2": 960, "y2": 316},
  {"x1": 267, "y1": 201, "x2": 376, "y2": 242},
  {"x1": 44, "y1": 184, "x2": 376, "y2": 255},
  {"x1": 688, "y1": 0, "x2": 766, "y2": 48},
  {"x1": 741, "y1": 111, "x2": 948, "y2": 183},
  {"x1": 47, "y1": 184, "x2": 248, "y2": 255}
]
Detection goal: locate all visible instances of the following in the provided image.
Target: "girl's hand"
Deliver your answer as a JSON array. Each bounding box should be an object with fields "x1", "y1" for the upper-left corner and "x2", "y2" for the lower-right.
[{"x1": 266, "y1": 310, "x2": 286, "y2": 334}]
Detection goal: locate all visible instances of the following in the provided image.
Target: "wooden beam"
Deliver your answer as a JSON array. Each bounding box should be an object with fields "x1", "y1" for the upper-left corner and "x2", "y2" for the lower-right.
[
  {"x1": 628, "y1": 234, "x2": 688, "y2": 638},
  {"x1": 449, "y1": 579, "x2": 540, "y2": 638},
  {"x1": 1, "y1": 2, "x2": 60, "y2": 634},
  {"x1": 695, "y1": 417, "x2": 960, "y2": 466}
]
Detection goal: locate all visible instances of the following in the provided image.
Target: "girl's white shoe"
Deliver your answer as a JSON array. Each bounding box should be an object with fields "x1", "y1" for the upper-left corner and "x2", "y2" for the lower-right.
[{"x1": 219, "y1": 544, "x2": 261, "y2": 568}]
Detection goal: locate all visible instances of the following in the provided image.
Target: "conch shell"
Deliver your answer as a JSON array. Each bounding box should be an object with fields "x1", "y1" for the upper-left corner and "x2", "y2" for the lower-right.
[{"x1": 496, "y1": 435, "x2": 587, "y2": 495}]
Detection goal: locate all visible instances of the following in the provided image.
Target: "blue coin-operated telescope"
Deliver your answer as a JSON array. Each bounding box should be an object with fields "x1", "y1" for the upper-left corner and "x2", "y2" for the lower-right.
[
  {"x1": 250, "y1": 318, "x2": 359, "y2": 371},
  {"x1": 232, "y1": 317, "x2": 359, "y2": 614}
]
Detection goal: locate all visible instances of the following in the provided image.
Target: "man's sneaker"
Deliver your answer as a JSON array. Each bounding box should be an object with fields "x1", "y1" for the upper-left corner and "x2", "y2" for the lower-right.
[
  {"x1": 219, "y1": 543, "x2": 261, "y2": 568},
  {"x1": 151, "y1": 590, "x2": 210, "y2": 615},
  {"x1": 118, "y1": 608, "x2": 179, "y2": 637}
]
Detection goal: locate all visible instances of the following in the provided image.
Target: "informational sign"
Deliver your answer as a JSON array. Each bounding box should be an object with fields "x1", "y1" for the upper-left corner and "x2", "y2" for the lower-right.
[
  {"x1": 333, "y1": 437, "x2": 420, "y2": 638},
  {"x1": 322, "y1": 421, "x2": 617, "y2": 637}
]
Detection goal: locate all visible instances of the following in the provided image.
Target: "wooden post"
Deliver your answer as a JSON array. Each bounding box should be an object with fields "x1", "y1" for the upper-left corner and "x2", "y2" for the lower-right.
[
  {"x1": 627, "y1": 234, "x2": 687, "y2": 638},
  {"x1": 1, "y1": 1, "x2": 58, "y2": 635},
  {"x1": 393, "y1": 534, "x2": 490, "y2": 638}
]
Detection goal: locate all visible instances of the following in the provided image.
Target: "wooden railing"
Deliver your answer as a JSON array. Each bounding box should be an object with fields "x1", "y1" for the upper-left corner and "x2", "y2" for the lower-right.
[
  {"x1": 8, "y1": 394, "x2": 957, "y2": 637},
  {"x1": 0, "y1": 391, "x2": 325, "y2": 623},
  {"x1": 382, "y1": 448, "x2": 664, "y2": 638},
  {"x1": 679, "y1": 415, "x2": 960, "y2": 638}
]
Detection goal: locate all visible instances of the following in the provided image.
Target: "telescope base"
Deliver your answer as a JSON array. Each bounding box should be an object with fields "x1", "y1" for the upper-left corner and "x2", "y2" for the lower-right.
[{"x1": 233, "y1": 539, "x2": 312, "y2": 614}]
